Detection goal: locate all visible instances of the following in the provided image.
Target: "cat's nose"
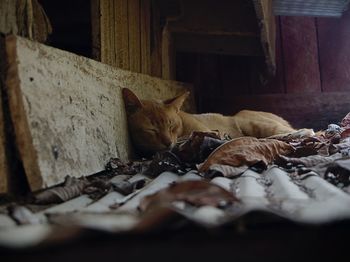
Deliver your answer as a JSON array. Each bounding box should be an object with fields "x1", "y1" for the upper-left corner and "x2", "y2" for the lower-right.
[{"x1": 163, "y1": 140, "x2": 172, "y2": 148}]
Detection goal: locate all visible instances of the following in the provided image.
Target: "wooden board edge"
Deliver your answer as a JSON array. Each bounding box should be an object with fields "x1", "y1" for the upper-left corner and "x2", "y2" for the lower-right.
[
  {"x1": 0, "y1": 34, "x2": 9, "y2": 194},
  {"x1": 252, "y1": 0, "x2": 276, "y2": 75},
  {"x1": 5, "y1": 35, "x2": 42, "y2": 191},
  {"x1": 91, "y1": 0, "x2": 101, "y2": 61}
]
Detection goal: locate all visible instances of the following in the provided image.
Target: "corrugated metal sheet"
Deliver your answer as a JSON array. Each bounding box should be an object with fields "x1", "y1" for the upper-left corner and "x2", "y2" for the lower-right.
[
  {"x1": 273, "y1": 0, "x2": 350, "y2": 17},
  {"x1": 0, "y1": 166, "x2": 349, "y2": 248}
]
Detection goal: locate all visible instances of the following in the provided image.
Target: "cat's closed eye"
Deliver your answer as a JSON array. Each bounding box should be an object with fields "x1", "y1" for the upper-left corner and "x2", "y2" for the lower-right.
[{"x1": 146, "y1": 128, "x2": 158, "y2": 134}]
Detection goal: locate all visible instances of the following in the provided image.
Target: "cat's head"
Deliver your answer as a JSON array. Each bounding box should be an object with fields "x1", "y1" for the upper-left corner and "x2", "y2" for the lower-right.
[{"x1": 122, "y1": 88, "x2": 189, "y2": 156}]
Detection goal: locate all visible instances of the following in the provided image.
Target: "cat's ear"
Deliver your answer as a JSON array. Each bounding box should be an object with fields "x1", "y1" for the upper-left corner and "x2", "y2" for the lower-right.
[
  {"x1": 164, "y1": 91, "x2": 189, "y2": 112},
  {"x1": 122, "y1": 88, "x2": 143, "y2": 114}
]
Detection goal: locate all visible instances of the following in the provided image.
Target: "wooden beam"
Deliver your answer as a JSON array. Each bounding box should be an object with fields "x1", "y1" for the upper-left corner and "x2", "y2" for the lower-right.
[
  {"x1": 91, "y1": 0, "x2": 101, "y2": 61},
  {"x1": 3, "y1": 35, "x2": 193, "y2": 191},
  {"x1": 252, "y1": 0, "x2": 276, "y2": 75},
  {"x1": 150, "y1": 0, "x2": 162, "y2": 77},
  {"x1": 161, "y1": 25, "x2": 175, "y2": 80},
  {"x1": 128, "y1": 0, "x2": 141, "y2": 72},
  {"x1": 140, "y1": 0, "x2": 152, "y2": 75},
  {"x1": 0, "y1": 35, "x2": 9, "y2": 194},
  {"x1": 114, "y1": 0, "x2": 129, "y2": 69}
]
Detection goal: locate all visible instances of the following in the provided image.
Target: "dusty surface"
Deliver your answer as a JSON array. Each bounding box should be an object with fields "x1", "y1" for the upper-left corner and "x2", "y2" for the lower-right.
[{"x1": 5, "y1": 35, "x2": 192, "y2": 191}]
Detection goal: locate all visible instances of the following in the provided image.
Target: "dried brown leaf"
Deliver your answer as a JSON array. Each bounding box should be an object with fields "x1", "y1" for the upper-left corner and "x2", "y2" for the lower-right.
[
  {"x1": 173, "y1": 131, "x2": 225, "y2": 163},
  {"x1": 34, "y1": 176, "x2": 89, "y2": 204},
  {"x1": 139, "y1": 180, "x2": 238, "y2": 212},
  {"x1": 198, "y1": 137, "x2": 294, "y2": 173},
  {"x1": 204, "y1": 164, "x2": 249, "y2": 178}
]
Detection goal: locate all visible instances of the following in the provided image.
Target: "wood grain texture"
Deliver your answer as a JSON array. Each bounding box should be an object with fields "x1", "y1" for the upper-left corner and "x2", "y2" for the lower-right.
[
  {"x1": 100, "y1": 0, "x2": 112, "y2": 65},
  {"x1": 280, "y1": 17, "x2": 321, "y2": 94},
  {"x1": 140, "y1": 0, "x2": 151, "y2": 75},
  {"x1": 150, "y1": 0, "x2": 162, "y2": 77},
  {"x1": 254, "y1": 17, "x2": 285, "y2": 94},
  {"x1": 4, "y1": 36, "x2": 193, "y2": 191},
  {"x1": 252, "y1": 0, "x2": 276, "y2": 75},
  {"x1": 317, "y1": 10, "x2": 350, "y2": 92},
  {"x1": 114, "y1": 0, "x2": 129, "y2": 69},
  {"x1": 5, "y1": 35, "x2": 42, "y2": 191},
  {"x1": 0, "y1": 0, "x2": 18, "y2": 35},
  {"x1": 161, "y1": 25, "x2": 174, "y2": 80},
  {"x1": 0, "y1": 35, "x2": 9, "y2": 193},
  {"x1": 91, "y1": 0, "x2": 101, "y2": 61},
  {"x1": 128, "y1": 0, "x2": 141, "y2": 72}
]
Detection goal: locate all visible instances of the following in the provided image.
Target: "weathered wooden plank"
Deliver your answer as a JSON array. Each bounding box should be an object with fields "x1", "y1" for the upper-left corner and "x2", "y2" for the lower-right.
[
  {"x1": 0, "y1": 35, "x2": 9, "y2": 193},
  {"x1": 140, "y1": 0, "x2": 151, "y2": 75},
  {"x1": 317, "y1": 10, "x2": 350, "y2": 92},
  {"x1": 253, "y1": 17, "x2": 285, "y2": 94},
  {"x1": 0, "y1": 89, "x2": 8, "y2": 194},
  {"x1": 252, "y1": 0, "x2": 276, "y2": 75},
  {"x1": 91, "y1": 0, "x2": 101, "y2": 61},
  {"x1": 0, "y1": 0, "x2": 18, "y2": 35},
  {"x1": 161, "y1": 25, "x2": 175, "y2": 80},
  {"x1": 150, "y1": 0, "x2": 162, "y2": 77},
  {"x1": 99, "y1": 0, "x2": 112, "y2": 65},
  {"x1": 4, "y1": 35, "x2": 193, "y2": 191},
  {"x1": 207, "y1": 92, "x2": 350, "y2": 131},
  {"x1": 280, "y1": 17, "x2": 321, "y2": 94},
  {"x1": 128, "y1": 0, "x2": 141, "y2": 73},
  {"x1": 114, "y1": 0, "x2": 129, "y2": 69},
  {"x1": 0, "y1": 0, "x2": 51, "y2": 42}
]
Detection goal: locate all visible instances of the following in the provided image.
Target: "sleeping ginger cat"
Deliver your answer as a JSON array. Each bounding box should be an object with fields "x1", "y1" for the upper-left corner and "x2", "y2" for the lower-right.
[{"x1": 122, "y1": 88, "x2": 314, "y2": 155}]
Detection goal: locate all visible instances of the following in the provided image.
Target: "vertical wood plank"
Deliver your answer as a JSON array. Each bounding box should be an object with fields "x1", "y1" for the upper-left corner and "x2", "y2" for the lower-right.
[
  {"x1": 100, "y1": 0, "x2": 111, "y2": 65},
  {"x1": 317, "y1": 10, "x2": 350, "y2": 92},
  {"x1": 128, "y1": 0, "x2": 141, "y2": 72},
  {"x1": 91, "y1": 0, "x2": 101, "y2": 61},
  {"x1": 140, "y1": 0, "x2": 151, "y2": 75},
  {"x1": 280, "y1": 17, "x2": 321, "y2": 94},
  {"x1": 254, "y1": 17, "x2": 285, "y2": 94},
  {"x1": 0, "y1": 36, "x2": 9, "y2": 193},
  {"x1": 161, "y1": 25, "x2": 175, "y2": 80},
  {"x1": 150, "y1": 0, "x2": 162, "y2": 77},
  {"x1": 114, "y1": 0, "x2": 129, "y2": 69}
]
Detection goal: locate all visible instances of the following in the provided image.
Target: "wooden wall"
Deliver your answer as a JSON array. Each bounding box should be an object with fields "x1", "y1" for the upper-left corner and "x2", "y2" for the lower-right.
[{"x1": 187, "y1": 10, "x2": 350, "y2": 130}]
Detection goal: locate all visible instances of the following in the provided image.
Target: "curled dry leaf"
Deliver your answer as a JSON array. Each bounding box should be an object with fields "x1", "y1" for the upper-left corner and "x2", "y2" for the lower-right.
[
  {"x1": 173, "y1": 131, "x2": 225, "y2": 163},
  {"x1": 341, "y1": 112, "x2": 350, "y2": 128},
  {"x1": 204, "y1": 164, "x2": 249, "y2": 179},
  {"x1": 139, "y1": 180, "x2": 238, "y2": 212},
  {"x1": 198, "y1": 137, "x2": 294, "y2": 173},
  {"x1": 34, "y1": 176, "x2": 90, "y2": 204}
]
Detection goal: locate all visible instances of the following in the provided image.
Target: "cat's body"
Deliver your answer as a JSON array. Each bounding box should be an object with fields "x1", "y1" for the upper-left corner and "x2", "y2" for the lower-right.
[{"x1": 122, "y1": 88, "x2": 314, "y2": 155}]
